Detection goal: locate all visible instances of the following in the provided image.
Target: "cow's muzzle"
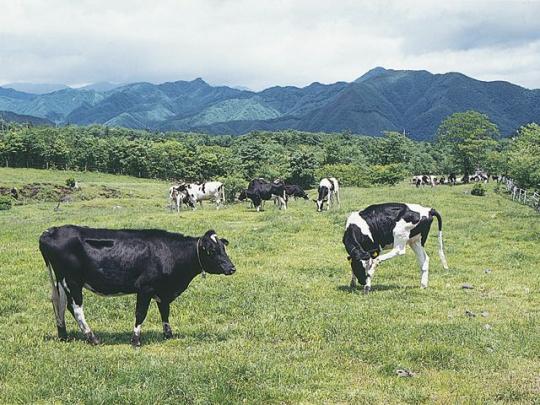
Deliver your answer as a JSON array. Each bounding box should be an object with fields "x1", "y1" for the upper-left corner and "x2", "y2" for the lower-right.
[{"x1": 224, "y1": 266, "x2": 236, "y2": 276}]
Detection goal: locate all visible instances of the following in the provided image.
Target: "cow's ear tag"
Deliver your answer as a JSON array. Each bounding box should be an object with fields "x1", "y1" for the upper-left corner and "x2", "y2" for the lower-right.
[
  {"x1": 347, "y1": 256, "x2": 352, "y2": 262},
  {"x1": 372, "y1": 251, "x2": 378, "y2": 258}
]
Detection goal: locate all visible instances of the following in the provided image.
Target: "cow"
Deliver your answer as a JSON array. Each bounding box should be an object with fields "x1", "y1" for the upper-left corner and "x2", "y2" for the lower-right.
[
  {"x1": 284, "y1": 184, "x2": 309, "y2": 201},
  {"x1": 448, "y1": 173, "x2": 457, "y2": 186},
  {"x1": 412, "y1": 175, "x2": 434, "y2": 187},
  {"x1": 342, "y1": 203, "x2": 449, "y2": 293},
  {"x1": 239, "y1": 178, "x2": 287, "y2": 211},
  {"x1": 185, "y1": 181, "x2": 225, "y2": 209},
  {"x1": 315, "y1": 177, "x2": 340, "y2": 211},
  {"x1": 39, "y1": 226, "x2": 236, "y2": 347},
  {"x1": 169, "y1": 184, "x2": 193, "y2": 212}
]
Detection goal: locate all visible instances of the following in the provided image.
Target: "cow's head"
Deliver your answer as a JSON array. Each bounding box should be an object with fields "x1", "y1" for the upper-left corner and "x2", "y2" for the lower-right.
[
  {"x1": 314, "y1": 186, "x2": 328, "y2": 212},
  {"x1": 199, "y1": 230, "x2": 236, "y2": 276},
  {"x1": 342, "y1": 225, "x2": 378, "y2": 285},
  {"x1": 238, "y1": 190, "x2": 247, "y2": 201}
]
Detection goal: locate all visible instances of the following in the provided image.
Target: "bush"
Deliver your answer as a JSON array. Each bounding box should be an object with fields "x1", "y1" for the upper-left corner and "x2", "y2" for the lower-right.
[
  {"x1": 367, "y1": 164, "x2": 406, "y2": 186},
  {"x1": 217, "y1": 175, "x2": 247, "y2": 203},
  {"x1": 471, "y1": 183, "x2": 486, "y2": 196},
  {"x1": 315, "y1": 164, "x2": 371, "y2": 187},
  {"x1": 0, "y1": 195, "x2": 12, "y2": 210},
  {"x1": 65, "y1": 177, "x2": 76, "y2": 188}
]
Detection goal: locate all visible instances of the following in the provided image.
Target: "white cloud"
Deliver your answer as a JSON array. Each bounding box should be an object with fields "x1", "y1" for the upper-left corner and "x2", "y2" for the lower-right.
[{"x1": 0, "y1": 0, "x2": 539, "y2": 89}]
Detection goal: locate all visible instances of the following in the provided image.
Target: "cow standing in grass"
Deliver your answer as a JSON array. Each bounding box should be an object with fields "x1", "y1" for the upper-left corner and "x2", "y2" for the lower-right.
[
  {"x1": 169, "y1": 184, "x2": 193, "y2": 212},
  {"x1": 186, "y1": 181, "x2": 225, "y2": 209},
  {"x1": 343, "y1": 203, "x2": 448, "y2": 293},
  {"x1": 239, "y1": 178, "x2": 287, "y2": 211},
  {"x1": 39, "y1": 226, "x2": 236, "y2": 347},
  {"x1": 315, "y1": 177, "x2": 340, "y2": 211}
]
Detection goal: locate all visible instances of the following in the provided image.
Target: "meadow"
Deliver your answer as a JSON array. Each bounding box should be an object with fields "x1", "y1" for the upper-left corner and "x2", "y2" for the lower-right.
[{"x1": 0, "y1": 167, "x2": 538, "y2": 403}]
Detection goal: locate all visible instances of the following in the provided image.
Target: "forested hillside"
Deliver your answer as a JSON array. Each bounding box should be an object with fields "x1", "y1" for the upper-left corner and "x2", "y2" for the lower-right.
[{"x1": 1, "y1": 68, "x2": 539, "y2": 139}]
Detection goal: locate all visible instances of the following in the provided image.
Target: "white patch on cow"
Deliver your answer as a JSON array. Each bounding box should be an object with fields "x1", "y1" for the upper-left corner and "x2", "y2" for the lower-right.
[
  {"x1": 62, "y1": 279, "x2": 71, "y2": 294},
  {"x1": 72, "y1": 303, "x2": 91, "y2": 334},
  {"x1": 345, "y1": 212, "x2": 374, "y2": 242},
  {"x1": 133, "y1": 324, "x2": 141, "y2": 336},
  {"x1": 406, "y1": 203, "x2": 431, "y2": 219},
  {"x1": 410, "y1": 240, "x2": 430, "y2": 288},
  {"x1": 210, "y1": 234, "x2": 218, "y2": 243}
]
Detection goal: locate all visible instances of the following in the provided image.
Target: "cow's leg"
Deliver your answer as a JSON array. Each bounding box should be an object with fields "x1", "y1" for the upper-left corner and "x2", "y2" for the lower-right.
[
  {"x1": 410, "y1": 240, "x2": 430, "y2": 288},
  {"x1": 364, "y1": 260, "x2": 378, "y2": 293},
  {"x1": 131, "y1": 293, "x2": 152, "y2": 347},
  {"x1": 46, "y1": 264, "x2": 68, "y2": 340},
  {"x1": 63, "y1": 282, "x2": 99, "y2": 344},
  {"x1": 157, "y1": 301, "x2": 173, "y2": 339},
  {"x1": 350, "y1": 272, "x2": 357, "y2": 289}
]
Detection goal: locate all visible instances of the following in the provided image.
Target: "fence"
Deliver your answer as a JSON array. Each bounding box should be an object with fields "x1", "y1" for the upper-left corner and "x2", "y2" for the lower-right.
[{"x1": 502, "y1": 177, "x2": 540, "y2": 212}]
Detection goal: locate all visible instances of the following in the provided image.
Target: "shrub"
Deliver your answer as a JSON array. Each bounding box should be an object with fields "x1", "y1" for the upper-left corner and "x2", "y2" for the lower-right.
[
  {"x1": 315, "y1": 164, "x2": 371, "y2": 187},
  {"x1": 367, "y1": 164, "x2": 406, "y2": 186},
  {"x1": 471, "y1": 183, "x2": 486, "y2": 196},
  {"x1": 217, "y1": 175, "x2": 247, "y2": 203},
  {"x1": 65, "y1": 177, "x2": 76, "y2": 188},
  {"x1": 0, "y1": 195, "x2": 12, "y2": 210}
]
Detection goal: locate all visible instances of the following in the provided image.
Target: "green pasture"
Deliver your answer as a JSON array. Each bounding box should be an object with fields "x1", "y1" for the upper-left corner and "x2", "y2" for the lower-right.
[{"x1": 0, "y1": 168, "x2": 538, "y2": 403}]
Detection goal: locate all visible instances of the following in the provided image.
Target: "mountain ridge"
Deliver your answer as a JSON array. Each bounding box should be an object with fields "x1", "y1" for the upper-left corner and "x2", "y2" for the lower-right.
[{"x1": 0, "y1": 68, "x2": 538, "y2": 139}]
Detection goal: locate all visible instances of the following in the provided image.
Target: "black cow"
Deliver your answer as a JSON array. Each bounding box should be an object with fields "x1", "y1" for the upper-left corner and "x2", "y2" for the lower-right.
[
  {"x1": 239, "y1": 178, "x2": 287, "y2": 211},
  {"x1": 39, "y1": 226, "x2": 236, "y2": 347},
  {"x1": 284, "y1": 184, "x2": 309, "y2": 201},
  {"x1": 342, "y1": 203, "x2": 449, "y2": 293}
]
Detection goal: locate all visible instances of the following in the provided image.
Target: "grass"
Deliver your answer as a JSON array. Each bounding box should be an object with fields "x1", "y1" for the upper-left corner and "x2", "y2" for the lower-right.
[{"x1": 0, "y1": 167, "x2": 539, "y2": 404}]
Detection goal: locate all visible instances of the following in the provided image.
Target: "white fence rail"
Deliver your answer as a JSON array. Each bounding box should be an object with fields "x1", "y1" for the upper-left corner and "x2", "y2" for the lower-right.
[{"x1": 502, "y1": 177, "x2": 540, "y2": 212}]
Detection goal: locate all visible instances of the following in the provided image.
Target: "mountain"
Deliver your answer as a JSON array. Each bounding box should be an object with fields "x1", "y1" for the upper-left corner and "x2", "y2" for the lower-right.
[
  {"x1": 77, "y1": 82, "x2": 123, "y2": 92},
  {"x1": 1, "y1": 82, "x2": 70, "y2": 94},
  {"x1": 0, "y1": 110, "x2": 54, "y2": 126},
  {"x1": 0, "y1": 69, "x2": 538, "y2": 139}
]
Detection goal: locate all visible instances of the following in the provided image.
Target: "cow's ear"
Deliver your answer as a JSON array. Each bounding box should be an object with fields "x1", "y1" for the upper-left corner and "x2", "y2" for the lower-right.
[{"x1": 220, "y1": 238, "x2": 229, "y2": 246}]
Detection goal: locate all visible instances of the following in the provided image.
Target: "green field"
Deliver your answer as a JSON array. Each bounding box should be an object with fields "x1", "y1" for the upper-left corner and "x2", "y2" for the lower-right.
[{"x1": 0, "y1": 168, "x2": 538, "y2": 404}]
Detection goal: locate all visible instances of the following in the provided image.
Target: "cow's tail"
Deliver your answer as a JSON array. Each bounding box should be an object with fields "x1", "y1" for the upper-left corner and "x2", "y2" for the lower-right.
[{"x1": 430, "y1": 209, "x2": 449, "y2": 270}]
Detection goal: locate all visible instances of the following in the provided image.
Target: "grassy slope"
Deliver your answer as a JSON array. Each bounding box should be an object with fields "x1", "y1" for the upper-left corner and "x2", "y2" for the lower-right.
[{"x1": 0, "y1": 168, "x2": 538, "y2": 404}]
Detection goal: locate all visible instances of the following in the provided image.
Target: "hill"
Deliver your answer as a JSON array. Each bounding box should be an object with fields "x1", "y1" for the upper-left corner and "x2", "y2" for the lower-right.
[
  {"x1": 0, "y1": 110, "x2": 54, "y2": 126},
  {"x1": 0, "y1": 68, "x2": 539, "y2": 139}
]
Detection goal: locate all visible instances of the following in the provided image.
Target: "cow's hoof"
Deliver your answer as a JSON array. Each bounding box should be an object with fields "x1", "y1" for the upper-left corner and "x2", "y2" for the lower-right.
[
  {"x1": 349, "y1": 281, "x2": 357, "y2": 290},
  {"x1": 421, "y1": 284, "x2": 428, "y2": 289},
  {"x1": 163, "y1": 324, "x2": 173, "y2": 339},
  {"x1": 363, "y1": 286, "x2": 371, "y2": 294},
  {"x1": 131, "y1": 334, "x2": 141, "y2": 348},
  {"x1": 57, "y1": 326, "x2": 68, "y2": 341},
  {"x1": 85, "y1": 332, "x2": 100, "y2": 345}
]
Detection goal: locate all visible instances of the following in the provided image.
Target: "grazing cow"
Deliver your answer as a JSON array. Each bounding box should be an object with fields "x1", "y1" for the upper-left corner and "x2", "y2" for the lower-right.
[
  {"x1": 315, "y1": 177, "x2": 340, "y2": 211},
  {"x1": 342, "y1": 203, "x2": 449, "y2": 293},
  {"x1": 448, "y1": 173, "x2": 457, "y2": 186},
  {"x1": 39, "y1": 226, "x2": 236, "y2": 347},
  {"x1": 240, "y1": 178, "x2": 287, "y2": 211},
  {"x1": 284, "y1": 184, "x2": 309, "y2": 200},
  {"x1": 186, "y1": 181, "x2": 225, "y2": 209},
  {"x1": 169, "y1": 184, "x2": 193, "y2": 212},
  {"x1": 412, "y1": 175, "x2": 434, "y2": 187}
]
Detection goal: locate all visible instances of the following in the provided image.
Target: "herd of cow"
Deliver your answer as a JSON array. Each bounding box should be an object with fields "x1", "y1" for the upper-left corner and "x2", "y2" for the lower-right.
[
  {"x1": 169, "y1": 177, "x2": 340, "y2": 212},
  {"x1": 39, "y1": 176, "x2": 450, "y2": 347},
  {"x1": 411, "y1": 170, "x2": 499, "y2": 187}
]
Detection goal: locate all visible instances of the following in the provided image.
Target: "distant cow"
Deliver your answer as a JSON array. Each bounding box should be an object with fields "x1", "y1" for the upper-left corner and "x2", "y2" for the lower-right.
[
  {"x1": 284, "y1": 184, "x2": 309, "y2": 201},
  {"x1": 448, "y1": 173, "x2": 457, "y2": 186},
  {"x1": 239, "y1": 178, "x2": 287, "y2": 211},
  {"x1": 186, "y1": 181, "x2": 225, "y2": 209},
  {"x1": 315, "y1": 177, "x2": 340, "y2": 211},
  {"x1": 343, "y1": 203, "x2": 449, "y2": 293},
  {"x1": 169, "y1": 184, "x2": 193, "y2": 212},
  {"x1": 39, "y1": 226, "x2": 236, "y2": 347},
  {"x1": 412, "y1": 175, "x2": 434, "y2": 187}
]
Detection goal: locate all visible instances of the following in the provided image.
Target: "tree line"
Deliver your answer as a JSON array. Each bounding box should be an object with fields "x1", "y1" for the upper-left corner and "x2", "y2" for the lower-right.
[{"x1": 0, "y1": 111, "x2": 538, "y2": 190}]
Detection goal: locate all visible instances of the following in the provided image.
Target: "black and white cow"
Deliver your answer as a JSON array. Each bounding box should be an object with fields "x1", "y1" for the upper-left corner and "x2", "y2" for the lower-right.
[
  {"x1": 185, "y1": 181, "x2": 225, "y2": 209},
  {"x1": 412, "y1": 175, "x2": 434, "y2": 187},
  {"x1": 169, "y1": 184, "x2": 193, "y2": 212},
  {"x1": 448, "y1": 173, "x2": 457, "y2": 186},
  {"x1": 342, "y1": 203, "x2": 449, "y2": 293},
  {"x1": 39, "y1": 226, "x2": 236, "y2": 347},
  {"x1": 239, "y1": 178, "x2": 287, "y2": 211},
  {"x1": 315, "y1": 177, "x2": 340, "y2": 212}
]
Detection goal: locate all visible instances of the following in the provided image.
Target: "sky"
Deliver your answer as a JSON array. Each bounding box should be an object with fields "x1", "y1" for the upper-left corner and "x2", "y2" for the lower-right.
[{"x1": 1, "y1": 0, "x2": 540, "y2": 90}]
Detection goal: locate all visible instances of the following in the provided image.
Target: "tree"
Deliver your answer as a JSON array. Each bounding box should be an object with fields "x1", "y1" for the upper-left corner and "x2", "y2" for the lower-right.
[
  {"x1": 436, "y1": 111, "x2": 499, "y2": 177},
  {"x1": 507, "y1": 123, "x2": 540, "y2": 189},
  {"x1": 287, "y1": 150, "x2": 317, "y2": 188}
]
